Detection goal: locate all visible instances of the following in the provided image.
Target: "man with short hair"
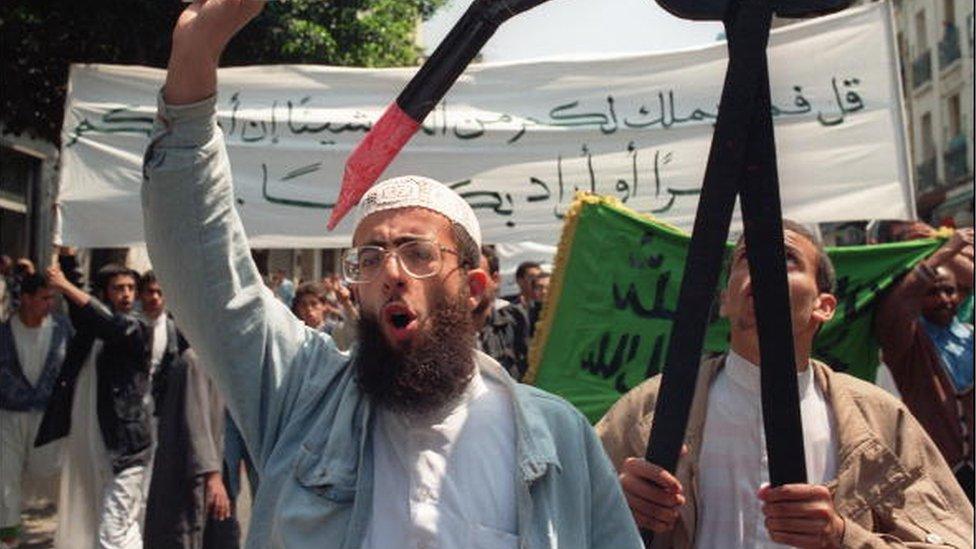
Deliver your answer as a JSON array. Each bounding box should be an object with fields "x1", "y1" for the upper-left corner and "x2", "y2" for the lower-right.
[
  {"x1": 141, "y1": 2, "x2": 640, "y2": 547},
  {"x1": 292, "y1": 281, "x2": 333, "y2": 332},
  {"x1": 271, "y1": 269, "x2": 295, "y2": 308},
  {"x1": 874, "y1": 228, "x2": 975, "y2": 500},
  {"x1": 597, "y1": 221, "x2": 973, "y2": 547},
  {"x1": 36, "y1": 263, "x2": 153, "y2": 548},
  {"x1": 0, "y1": 274, "x2": 71, "y2": 547},
  {"x1": 514, "y1": 260, "x2": 542, "y2": 307},
  {"x1": 140, "y1": 271, "x2": 236, "y2": 548},
  {"x1": 476, "y1": 246, "x2": 530, "y2": 380}
]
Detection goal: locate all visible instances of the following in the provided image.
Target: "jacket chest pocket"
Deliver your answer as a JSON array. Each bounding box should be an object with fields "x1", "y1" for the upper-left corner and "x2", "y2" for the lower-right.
[{"x1": 293, "y1": 443, "x2": 358, "y2": 504}]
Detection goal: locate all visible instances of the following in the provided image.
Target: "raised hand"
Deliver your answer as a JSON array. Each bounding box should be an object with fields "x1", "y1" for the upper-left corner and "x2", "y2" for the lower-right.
[{"x1": 164, "y1": 0, "x2": 265, "y2": 105}]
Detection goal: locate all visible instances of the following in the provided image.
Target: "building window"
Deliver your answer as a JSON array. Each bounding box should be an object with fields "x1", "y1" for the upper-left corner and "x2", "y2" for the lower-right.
[
  {"x1": 947, "y1": 94, "x2": 961, "y2": 138},
  {"x1": 916, "y1": 10, "x2": 928, "y2": 50},
  {"x1": 917, "y1": 113, "x2": 938, "y2": 192},
  {"x1": 944, "y1": 95, "x2": 969, "y2": 184},
  {"x1": 920, "y1": 112, "x2": 935, "y2": 159},
  {"x1": 0, "y1": 146, "x2": 39, "y2": 259}
]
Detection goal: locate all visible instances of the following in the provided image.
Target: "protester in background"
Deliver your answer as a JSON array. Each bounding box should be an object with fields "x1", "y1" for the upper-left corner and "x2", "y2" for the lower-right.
[
  {"x1": 292, "y1": 282, "x2": 332, "y2": 332},
  {"x1": 318, "y1": 276, "x2": 359, "y2": 352},
  {"x1": 527, "y1": 270, "x2": 551, "y2": 335},
  {"x1": 875, "y1": 220, "x2": 974, "y2": 324},
  {"x1": 480, "y1": 245, "x2": 512, "y2": 312},
  {"x1": 476, "y1": 246, "x2": 530, "y2": 381},
  {"x1": 222, "y1": 413, "x2": 257, "y2": 530},
  {"x1": 0, "y1": 274, "x2": 71, "y2": 547},
  {"x1": 6, "y1": 258, "x2": 37, "y2": 315},
  {"x1": 875, "y1": 227, "x2": 975, "y2": 500},
  {"x1": 598, "y1": 220, "x2": 973, "y2": 547},
  {"x1": 270, "y1": 269, "x2": 295, "y2": 308},
  {"x1": 144, "y1": 5, "x2": 640, "y2": 544},
  {"x1": 512, "y1": 261, "x2": 541, "y2": 307},
  {"x1": 36, "y1": 263, "x2": 153, "y2": 549},
  {"x1": 143, "y1": 290, "x2": 237, "y2": 547}
]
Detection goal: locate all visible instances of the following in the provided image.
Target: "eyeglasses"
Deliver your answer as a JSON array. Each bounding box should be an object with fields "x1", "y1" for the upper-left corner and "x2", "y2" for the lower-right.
[{"x1": 342, "y1": 240, "x2": 459, "y2": 283}]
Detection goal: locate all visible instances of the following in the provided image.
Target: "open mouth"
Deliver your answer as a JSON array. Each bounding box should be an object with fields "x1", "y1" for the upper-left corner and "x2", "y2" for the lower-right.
[
  {"x1": 382, "y1": 302, "x2": 418, "y2": 341},
  {"x1": 390, "y1": 312, "x2": 411, "y2": 329}
]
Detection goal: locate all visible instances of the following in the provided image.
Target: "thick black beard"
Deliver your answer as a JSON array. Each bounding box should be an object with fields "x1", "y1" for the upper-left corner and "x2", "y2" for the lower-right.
[{"x1": 353, "y1": 290, "x2": 476, "y2": 416}]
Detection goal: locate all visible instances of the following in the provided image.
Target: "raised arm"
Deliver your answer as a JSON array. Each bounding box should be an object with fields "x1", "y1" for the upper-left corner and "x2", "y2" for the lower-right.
[
  {"x1": 875, "y1": 229, "x2": 975, "y2": 362},
  {"x1": 143, "y1": 0, "x2": 323, "y2": 468},
  {"x1": 163, "y1": 0, "x2": 263, "y2": 106}
]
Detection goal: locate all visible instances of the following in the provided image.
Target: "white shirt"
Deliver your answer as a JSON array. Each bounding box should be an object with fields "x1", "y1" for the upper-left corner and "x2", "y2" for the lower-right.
[
  {"x1": 145, "y1": 313, "x2": 168, "y2": 376},
  {"x1": 10, "y1": 314, "x2": 54, "y2": 386},
  {"x1": 695, "y1": 350, "x2": 838, "y2": 549},
  {"x1": 362, "y1": 361, "x2": 519, "y2": 549}
]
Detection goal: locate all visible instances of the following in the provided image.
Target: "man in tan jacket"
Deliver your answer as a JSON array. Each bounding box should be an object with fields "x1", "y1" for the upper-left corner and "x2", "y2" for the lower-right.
[{"x1": 597, "y1": 220, "x2": 973, "y2": 548}]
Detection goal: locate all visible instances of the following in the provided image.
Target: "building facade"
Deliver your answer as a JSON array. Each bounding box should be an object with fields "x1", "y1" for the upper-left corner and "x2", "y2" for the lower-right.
[
  {"x1": 0, "y1": 131, "x2": 59, "y2": 269},
  {"x1": 894, "y1": 0, "x2": 974, "y2": 227}
]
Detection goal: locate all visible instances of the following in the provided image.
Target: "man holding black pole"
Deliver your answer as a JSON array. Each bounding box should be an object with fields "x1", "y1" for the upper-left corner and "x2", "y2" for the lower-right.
[
  {"x1": 141, "y1": 1, "x2": 640, "y2": 547},
  {"x1": 597, "y1": 221, "x2": 973, "y2": 548}
]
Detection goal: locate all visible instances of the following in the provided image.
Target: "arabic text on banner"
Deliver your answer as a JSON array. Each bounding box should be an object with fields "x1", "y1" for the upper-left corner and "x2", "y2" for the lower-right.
[{"x1": 59, "y1": 2, "x2": 910, "y2": 248}]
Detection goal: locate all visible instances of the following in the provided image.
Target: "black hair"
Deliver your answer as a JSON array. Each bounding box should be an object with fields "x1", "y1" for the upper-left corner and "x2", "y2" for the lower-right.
[
  {"x1": 96, "y1": 263, "x2": 139, "y2": 293},
  {"x1": 138, "y1": 270, "x2": 159, "y2": 294},
  {"x1": 515, "y1": 261, "x2": 541, "y2": 281},
  {"x1": 480, "y1": 245, "x2": 500, "y2": 275},
  {"x1": 728, "y1": 219, "x2": 836, "y2": 294},
  {"x1": 19, "y1": 273, "x2": 49, "y2": 295}
]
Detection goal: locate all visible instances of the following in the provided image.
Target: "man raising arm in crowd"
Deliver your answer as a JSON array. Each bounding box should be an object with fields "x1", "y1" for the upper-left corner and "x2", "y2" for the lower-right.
[
  {"x1": 874, "y1": 226, "x2": 974, "y2": 500},
  {"x1": 142, "y1": 1, "x2": 641, "y2": 547}
]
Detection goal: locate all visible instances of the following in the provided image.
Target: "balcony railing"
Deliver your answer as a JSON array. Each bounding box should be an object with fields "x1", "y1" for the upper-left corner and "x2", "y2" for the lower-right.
[
  {"x1": 916, "y1": 156, "x2": 938, "y2": 192},
  {"x1": 939, "y1": 23, "x2": 962, "y2": 69},
  {"x1": 912, "y1": 50, "x2": 932, "y2": 88},
  {"x1": 944, "y1": 136, "x2": 970, "y2": 184}
]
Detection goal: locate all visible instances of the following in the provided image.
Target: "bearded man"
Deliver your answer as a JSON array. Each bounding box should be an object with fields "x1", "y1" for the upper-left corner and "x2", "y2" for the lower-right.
[{"x1": 140, "y1": 1, "x2": 639, "y2": 547}]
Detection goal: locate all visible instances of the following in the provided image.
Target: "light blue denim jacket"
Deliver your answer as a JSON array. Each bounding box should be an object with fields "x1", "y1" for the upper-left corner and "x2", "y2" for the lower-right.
[{"x1": 141, "y1": 94, "x2": 641, "y2": 549}]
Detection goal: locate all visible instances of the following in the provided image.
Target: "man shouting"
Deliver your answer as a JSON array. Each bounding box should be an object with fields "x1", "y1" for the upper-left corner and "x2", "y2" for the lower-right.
[{"x1": 142, "y1": 1, "x2": 639, "y2": 547}]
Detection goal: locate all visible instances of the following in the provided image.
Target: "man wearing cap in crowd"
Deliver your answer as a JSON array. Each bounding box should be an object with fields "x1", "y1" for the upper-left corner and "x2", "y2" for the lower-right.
[{"x1": 141, "y1": 1, "x2": 641, "y2": 547}]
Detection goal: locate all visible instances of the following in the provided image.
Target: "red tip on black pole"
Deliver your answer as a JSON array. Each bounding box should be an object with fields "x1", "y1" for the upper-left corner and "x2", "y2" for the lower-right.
[
  {"x1": 327, "y1": 102, "x2": 420, "y2": 230},
  {"x1": 326, "y1": 0, "x2": 555, "y2": 230}
]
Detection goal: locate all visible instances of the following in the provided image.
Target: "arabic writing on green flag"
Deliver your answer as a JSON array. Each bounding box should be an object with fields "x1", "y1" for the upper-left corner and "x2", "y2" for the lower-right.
[{"x1": 527, "y1": 195, "x2": 943, "y2": 423}]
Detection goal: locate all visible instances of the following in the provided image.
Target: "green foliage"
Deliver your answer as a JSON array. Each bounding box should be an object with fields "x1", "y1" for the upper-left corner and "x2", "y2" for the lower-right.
[{"x1": 0, "y1": 0, "x2": 448, "y2": 144}]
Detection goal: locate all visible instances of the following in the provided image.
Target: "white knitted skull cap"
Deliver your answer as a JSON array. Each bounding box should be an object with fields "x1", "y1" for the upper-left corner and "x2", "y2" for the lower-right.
[{"x1": 356, "y1": 175, "x2": 482, "y2": 248}]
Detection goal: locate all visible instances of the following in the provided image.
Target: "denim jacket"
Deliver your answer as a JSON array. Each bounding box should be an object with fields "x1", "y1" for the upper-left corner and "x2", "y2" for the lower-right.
[
  {"x1": 0, "y1": 313, "x2": 72, "y2": 411},
  {"x1": 142, "y1": 93, "x2": 641, "y2": 549}
]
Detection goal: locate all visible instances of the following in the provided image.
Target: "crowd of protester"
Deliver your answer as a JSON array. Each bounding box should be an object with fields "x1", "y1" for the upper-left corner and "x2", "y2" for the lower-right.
[
  {"x1": 0, "y1": 1, "x2": 973, "y2": 546},
  {"x1": 0, "y1": 198, "x2": 973, "y2": 547},
  {"x1": 0, "y1": 213, "x2": 973, "y2": 547}
]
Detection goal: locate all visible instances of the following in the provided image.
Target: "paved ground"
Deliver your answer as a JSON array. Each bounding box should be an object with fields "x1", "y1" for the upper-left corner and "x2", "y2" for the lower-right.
[
  {"x1": 16, "y1": 474, "x2": 251, "y2": 548},
  {"x1": 18, "y1": 502, "x2": 56, "y2": 549}
]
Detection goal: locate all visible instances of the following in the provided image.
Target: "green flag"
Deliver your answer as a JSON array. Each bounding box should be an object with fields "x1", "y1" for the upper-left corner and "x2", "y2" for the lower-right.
[{"x1": 528, "y1": 194, "x2": 943, "y2": 423}]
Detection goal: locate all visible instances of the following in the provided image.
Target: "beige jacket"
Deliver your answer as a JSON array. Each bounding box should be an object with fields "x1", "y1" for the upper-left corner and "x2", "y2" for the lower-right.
[{"x1": 596, "y1": 355, "x2": 974, "y2": 548}]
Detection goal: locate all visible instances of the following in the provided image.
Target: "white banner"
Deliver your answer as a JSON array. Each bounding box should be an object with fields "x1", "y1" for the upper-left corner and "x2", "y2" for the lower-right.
[{"x1": 59, "y1": 2, "x2": 912, "y2": 248}]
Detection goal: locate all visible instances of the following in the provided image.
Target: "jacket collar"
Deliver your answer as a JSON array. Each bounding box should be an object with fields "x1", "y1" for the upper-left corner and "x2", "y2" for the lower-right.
[{"x1": 475, "y1": 351, "x2": 562, "y2": 482}]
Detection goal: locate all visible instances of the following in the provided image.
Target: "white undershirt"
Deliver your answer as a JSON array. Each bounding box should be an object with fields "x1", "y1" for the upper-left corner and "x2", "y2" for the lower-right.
[
  {"x1": 695, "y1": 350, "x2": 838, "y2": 549},
  {"x1": 362, "y1": 357, "x2": 518, "y2": 549},
  {"x1": 11, "y1": 315, "x2": 54, "y2": 386},
  {"x1": 146, "y1": 314, "x2": 168, "y2": 376}
]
